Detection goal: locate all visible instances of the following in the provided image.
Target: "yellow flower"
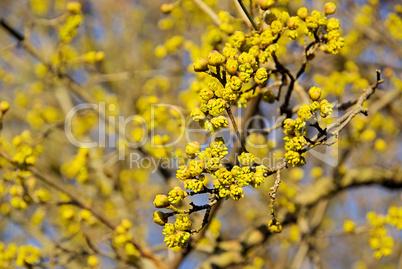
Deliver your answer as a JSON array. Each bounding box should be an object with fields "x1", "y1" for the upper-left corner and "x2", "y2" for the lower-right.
[
  {"x1": 168, "y1": 186, "x2": 188, "y2": 205},
  {"x1": 324, "y1": 2, "x2": 336, "y2": 15},
  {"x1": 343, "y1": 220, "x2": 355, "y2": 233},
  {"x1": 297, "y1": 104, "x2": 313, "y2": 121},
  {"x1": 297, "y1": 7, "x2": 308, "y2": 20},
  {"x1": 259, "y1": 0, "x2": 275, "y2": 10},
  {"x1": 174, "y1": 215, "x2": 192, "y2": 231},
  {"x1": 254, "y1": 68, "x2": 268, "y2": 84},
  {"x1": 208, "y1": 50, "x2": 225, "y2": 66},
  {"x1": 238, "y1": 152, "x2": 255, "y2": 166},
  {"x1": 153, "y1": 211, "x2": 168, "y2": 226},
  {"x1": 193, "y1": 58, "x2": 209, "y2": 72},
  {"x1": 153, "y1": 194, "x2": 170, "y2": 208},
  {"x1": 268, "y1": 220, "x2": 283, "y2": 233},
  {"x1": 308, "y1": 86, "x2": 322, "y2": 101}
]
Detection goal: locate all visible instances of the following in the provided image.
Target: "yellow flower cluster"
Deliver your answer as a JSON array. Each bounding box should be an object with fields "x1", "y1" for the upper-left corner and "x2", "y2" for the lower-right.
[
  {"x1": 155, "y1": 36, "x2": 184, "y2": 58},
  {"x1": 190, "y1": 21, "x2": 286, "y2": 127},
  {"x1": 61, "y1": 148, "x2": 89, "y2": 183},
  {"x1": 188, "y1": 77, "x2": 230, "y2": 133},
  {"x1": 283, "y1": 86, "x2": 333, "y2": 166},
  {"x1": 283, "y1": 118, "x2": 307, "y2": 167},
  {"x1": 385, "y1": 11, "x2": 402, "y2": 40},
  {"x1": 153, "y1": 138, "x2": 270, "y2": 248},
  {"x1": 11, "y1": 130, "x2": 42, "y2": 166},
  {"x1": 297, "y1": 4, "x2": 345, "y2": 54},
  {"x1": 188, "y1": 3, "x2": 345, "y2": 133},
  {"x1": 82, "y1": 51, "x2": 105, "y2": 63},
  {"x1": 16, "y1": 245, "x2": 41, "y2": 267},
  {"x1": 0, "y1": 243, "x2": 41, "y2": 267},
  {"x1": 147, "y1": 134, "x2": 172, "y2": 159},
  {"x1": 112, "y1": 219, "x2": 140, "y2": 257},
  {"x1": 168, "y1": 186, "x2": 188, "y2": 205},
  {"x1": 366, "y1": 207, "x2": 402, "y2": 259},
  {"x1": 0, "y1": 242, "x2": 18, "y2": 268},
  {"x1": 163, "y1": 216, "x2": 192, "y2": 248},
  {"x1": 59, "y1": 2, "x2": 83, "y2": 43}
]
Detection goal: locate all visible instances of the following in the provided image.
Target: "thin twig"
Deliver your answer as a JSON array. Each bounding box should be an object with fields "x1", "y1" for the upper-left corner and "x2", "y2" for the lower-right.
[
  {"x1": 237, "y1": 0, "x2": 258, "y2": 30},
  {"x1": 226, "y1": 105, "x2": 248, "y2": 152},
  {"x1": 191, "y1": 0, "x2": 221, "y2": 26}
]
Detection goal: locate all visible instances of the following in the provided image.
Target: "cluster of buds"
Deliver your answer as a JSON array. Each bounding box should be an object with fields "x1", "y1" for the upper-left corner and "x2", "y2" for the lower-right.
[
  {"x1": 59, "y1": 2, "x2": 83, "y2": 43},
  {"x1": 12, "y1": 130, "x2": 42, "y2": 166},
  {"x1": 60, "y1": 148, "x2": 89, "y2": 183},
  {"x1": 297, "y1": 3, "x2": 345, "y2": 54},
  {"x1": 366, "y1": 207, "x2": 402, "y2": 259},
  {"x1": 283, "y1": 86, "x2": 333, "y2": 166},
  {"x1": 162, "y1": 216, "x2": 192, "y2": 248},
  {"x1": 112, "y1": 219, "x2": 140, "y2": 258},
  {"x1": 152, "y1": 138, "x2": 270, "y2": 248},
  {"x1": 191, "y1": 18, "x2": 289, "y2": 127}
]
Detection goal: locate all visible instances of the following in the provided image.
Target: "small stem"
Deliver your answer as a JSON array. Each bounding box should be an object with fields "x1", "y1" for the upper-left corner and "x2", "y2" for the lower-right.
[
  {"x1": 191, "y1": 0, "x2": 221, "y2": 27},
  {"x1": 226, "y1": 105, "x2": 248, "y2": 153},
  {"x1": 309, "y1": 122, "x2": 326, "y2": 135},
  {"x1": 269, "y1": 170, "x2": 281, "y2": 222},
  {"x1": 237, "y1": 0, "x2": 258, "y2": 30}
]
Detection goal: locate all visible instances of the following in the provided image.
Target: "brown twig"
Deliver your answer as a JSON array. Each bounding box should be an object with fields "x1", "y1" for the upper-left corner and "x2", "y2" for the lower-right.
[{"x1": 226, "y1": 105, "x2": 248, "y2": 153}]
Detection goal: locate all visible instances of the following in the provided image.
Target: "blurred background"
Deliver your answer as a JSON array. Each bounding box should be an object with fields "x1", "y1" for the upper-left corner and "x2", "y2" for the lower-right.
[{"x1": 0, "y1": 0, "x2": 401, "y2": 268}]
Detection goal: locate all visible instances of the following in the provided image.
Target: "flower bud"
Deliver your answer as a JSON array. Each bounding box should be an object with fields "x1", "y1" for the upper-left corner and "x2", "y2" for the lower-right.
[
  {"x1": 25, "y1": 156, "x2": 36, "y2": 165},
  {"x1": 229, "y1": 76, "x2": 243, "y2": 91},
  {"x1": 193, "y1": 58, "x2": 209, "y2": 72},
  {"x1": 308, "y1": 86, "x2": 321, "y2": 101},
  {"x1": 115, "y1": 225, "x2": 126, "y2": 234},
  {"x1": 326, "y1": 18, "x2": 340, "y2": 31},
  {"x1": 153, "y1": 135, "x2": 164, "y2": 145},
  {"x1": 310, "y1": 101, "x2": 320, "y2": 112},
  {"x1": 320, "y1": 99, "x2": 333, "y2": 118},
  {"x1": 238, "y1": 52, "x2": 254, "y2": 65},
  {"x1": 0, "y1": 101, "x2": 9, "y2": 113},
  {"x1": 297, "y1": 7, "x2": 308, "y2": 20},
  {"x1": 287, "y1": 16, "x2": 300, "y2": 30},
  {"x1": 66, "y1": 2, "x2": 81, "y2": 13},
  {"x1": 168, "y1": 186, "x2": 188, "y2": 205},
  {"x1": 200, "y1": 88, "x2": 215, "y2": 101},
  {"x1": 160, "y1": 3, "x2": 175, "y2": 14},
  {"x1": 153, "y1": 211, "x2": 168, "y2": 226},
  {"x1": 268, "y1": 220, "x2": 283, "y2": 233},
  {"x1": 95, "y1": 51, "x2": 105, "y2": 61},
  {"x1": 343, "y1": 220, "x2": 355, "y2": 233},
  {"x1": 262, "y1": 90, "x2": 276, "y2": 103},
  {"x1": 226, "y1": 59, "x2": 238, "y2": 75},
  {"x1": 259, "y1": 0, "x2": 275, "y2": 10},
  {"x1": 254, "y1": 68, "x2": 268, "y2": 84},
  {"x1": 87, "y1": 256, "x2": 99, "y2": 267},
  {"x1": 153, "y1": 194, "x2": 170, "y2": 208},
  {"x1": 186, "y1": 141, "x2": 201, "y2": 157},
  {"x1": 208, "y1": 51, "x2": 225, "y2": 66},
  {"x1": 190, "y1": 108, "x2": 206, "y2": 121},
  {"x1": 324, "y1": 2, "x2": 336, "y2": 15},
  {"x1": 174, "y1": 215, "x2": 192, "y2": 231}
]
